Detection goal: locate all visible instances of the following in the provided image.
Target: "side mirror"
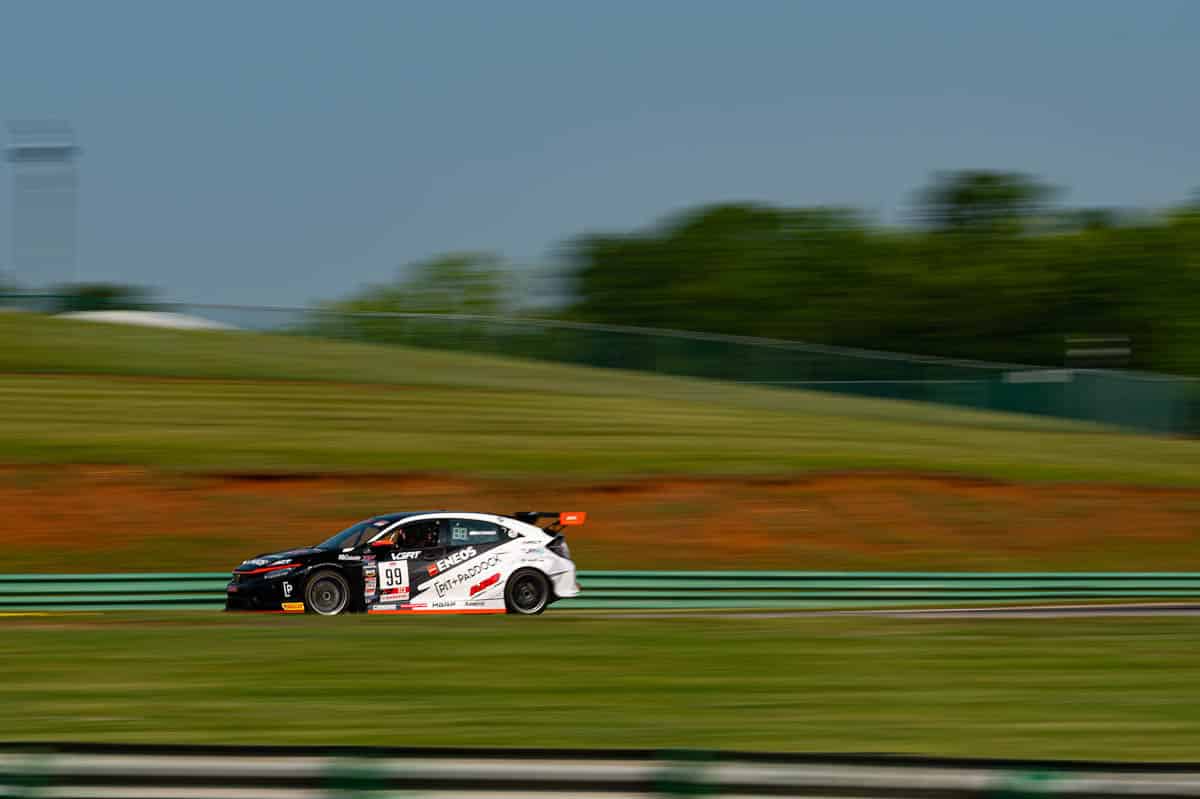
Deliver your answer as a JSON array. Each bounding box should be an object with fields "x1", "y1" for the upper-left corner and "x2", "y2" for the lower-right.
[{"x1": 370, "y1": 540, "x2": 392, "y2": 548}]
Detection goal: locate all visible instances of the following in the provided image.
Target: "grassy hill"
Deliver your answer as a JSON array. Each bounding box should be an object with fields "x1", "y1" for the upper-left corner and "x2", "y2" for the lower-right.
[{"x1": 1, "y1": 313, "x2": 1198, "y2": 482}]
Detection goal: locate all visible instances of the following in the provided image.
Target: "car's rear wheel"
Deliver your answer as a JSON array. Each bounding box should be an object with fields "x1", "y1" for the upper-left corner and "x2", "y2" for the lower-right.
[
  {"x1": 305, "y1": 570, "x2": 350, "y2": 616},
  {"x1": 505, "y1": 569, "x2": 550, "y2": 615}
]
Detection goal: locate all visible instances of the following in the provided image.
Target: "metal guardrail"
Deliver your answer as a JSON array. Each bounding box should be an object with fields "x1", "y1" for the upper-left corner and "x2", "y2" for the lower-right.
[
  {"x1": 2, "y1": 572, "x2": 1200, "y2": 611},
  {"x1": 2, "y1": 744, "x2": 1200, "y2": 798}
]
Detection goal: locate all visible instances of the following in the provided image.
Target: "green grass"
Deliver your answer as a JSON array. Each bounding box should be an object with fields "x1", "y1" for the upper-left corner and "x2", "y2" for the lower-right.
[
  {"x1": 2, "y1": 313, "x2": 1199, "y2": 481},
  {"x1": 2, "y1": 613, "x2": 1198, "y2": 758}
]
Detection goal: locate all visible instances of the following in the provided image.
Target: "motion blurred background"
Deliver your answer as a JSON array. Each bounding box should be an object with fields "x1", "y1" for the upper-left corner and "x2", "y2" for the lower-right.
[{"x1": 2, "y1": 0, "x2": 1200, "y2": 783}]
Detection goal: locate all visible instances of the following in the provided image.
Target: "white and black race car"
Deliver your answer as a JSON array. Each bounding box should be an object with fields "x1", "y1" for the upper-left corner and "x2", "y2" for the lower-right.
[{"x1": 225, "y1": 511, "x2": 583, "y2": 616}]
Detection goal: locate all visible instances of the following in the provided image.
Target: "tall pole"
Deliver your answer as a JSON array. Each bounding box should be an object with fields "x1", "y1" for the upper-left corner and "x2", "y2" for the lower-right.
[{"x1": 5, "y1": 121, "x2": 80, "y2": 289}]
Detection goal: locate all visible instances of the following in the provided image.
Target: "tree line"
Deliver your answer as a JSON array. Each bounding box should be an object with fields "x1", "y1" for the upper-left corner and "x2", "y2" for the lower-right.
[
  {"x1": 332, "y1": 171, "x2": 1200, "y2": 375},
  {"x1": 11, "y1": 171, "x2": 1196, "y2": 376}
]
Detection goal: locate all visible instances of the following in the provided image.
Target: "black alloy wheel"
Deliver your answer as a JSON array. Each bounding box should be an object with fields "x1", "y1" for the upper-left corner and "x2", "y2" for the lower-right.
[
  {"x1": 306, "y1": 570, "x2": 350, "y2": 616},
  {"x1": 505, "y1": 569, "x2": 550, "y2": 615}
]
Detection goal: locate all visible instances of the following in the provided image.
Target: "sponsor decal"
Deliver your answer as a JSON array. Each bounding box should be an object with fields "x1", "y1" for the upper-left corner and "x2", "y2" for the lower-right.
[
  {"x1": 283, "y1": 582, "x2": 294, "y2": 598},
  {"x1": 226, "y1": 586, "x2": 237, "y2": 593},
  {"x1": 281, "y1": 602, "x2": 305, "y2": 613},
  {"x1": 431, "y1": 600, "x2": 456, "y2": 608},
  {"x1": 372, "y1": 603, "x2": 397, "y2": 611},
  {"x1": 239, "y1": 562, "x2": 298, "y2": 576},
  {"x1": 425, "y1": 554, "x2": 503, "y2": 598},
  {"x1": 507, "y1": 530, "x2": 518, "y2": 538},
  {"x1": 451, "y1": 523, "x2": 470, "y2": 542},
  {"x1": 469, "y1": 572, "x2": 501, "y2": 597},
  {"x1": 338, "y1": 554, "x2": 362, "y2": 561},
  {"x1": 390, "y1": 550, "x2": 421, "y2": 561},
  {"x1": 464, "y1": 600, "x2": 488, "y2": 607},
  {"x1": 363, "y1": 554, "x2": 376, "y2": 563},
  {"x1": 427, "y1": 546, "x2": 477, "y2": 577}
]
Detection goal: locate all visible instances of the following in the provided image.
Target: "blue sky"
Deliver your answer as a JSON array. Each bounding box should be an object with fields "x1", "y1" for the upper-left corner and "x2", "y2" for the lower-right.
[{"x1": 1, "y1": 0, "x2": 1196, "y2": 304}]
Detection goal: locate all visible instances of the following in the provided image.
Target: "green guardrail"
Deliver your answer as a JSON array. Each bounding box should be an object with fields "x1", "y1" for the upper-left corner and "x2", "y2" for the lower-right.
[
  {"x1": 6, "y1": 743, "x2": 1200, "y2": 799},
  {"x1": 2, "y1": 572, "x2": 1199, "y2": 611}
]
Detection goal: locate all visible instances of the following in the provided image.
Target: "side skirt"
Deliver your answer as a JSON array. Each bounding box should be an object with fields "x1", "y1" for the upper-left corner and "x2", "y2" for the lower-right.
[{"x1": 367, "y1": 608, "x2": 505, "y2": 615}]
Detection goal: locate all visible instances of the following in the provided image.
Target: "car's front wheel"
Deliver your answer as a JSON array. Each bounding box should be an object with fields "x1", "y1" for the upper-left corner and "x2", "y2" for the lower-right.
[
  {"x1": 505, "y1": 569, "x2": 550, "y2": 615},
  {"x1": 305, "y1": 570, "x2": 350, "y2": 616}
]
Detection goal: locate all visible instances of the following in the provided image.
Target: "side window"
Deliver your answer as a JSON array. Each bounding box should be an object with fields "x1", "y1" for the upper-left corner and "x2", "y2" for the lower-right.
[
  {"x1": 349, "y1": 523, "x2": 385, "y2": 548},
  {"x1": 371, "y1": 527, "x2": 399, "y2": 546},
  {"x1": 395, "y1": 520, "x2": 440, "y2": 550},
  {"x1": 443, "y1": 518, "x2": 502, "y2": 546}
]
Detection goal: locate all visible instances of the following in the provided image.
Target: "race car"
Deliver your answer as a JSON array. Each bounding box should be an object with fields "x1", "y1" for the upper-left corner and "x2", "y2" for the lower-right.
[{"x1": 225, "y1": 510, "x2": 583, "y2": 616}]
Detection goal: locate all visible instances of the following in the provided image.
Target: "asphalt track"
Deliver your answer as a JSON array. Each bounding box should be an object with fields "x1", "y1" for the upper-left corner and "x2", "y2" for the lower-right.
[
  {"x1": 843, "y1": 602, "x2": 1200, "y2": 618},
  {"x1": 575, "y1": 602, "x2": 1200, "y2": 619}
]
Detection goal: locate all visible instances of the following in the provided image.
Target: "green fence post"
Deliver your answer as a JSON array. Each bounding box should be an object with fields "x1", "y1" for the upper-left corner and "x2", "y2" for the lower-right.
[
  {"x1": 653, "y1": 749, "x2": 718, "y2": 796},
  {"x1": 0, "y1": 752, "x2": 51, "y2": 799},
  {"x1": 986, "y1": 769, "x2": 1062, "y2": 799},
  {"x1": 322, "y1": 757, "x2": 396, "y2": 799}
]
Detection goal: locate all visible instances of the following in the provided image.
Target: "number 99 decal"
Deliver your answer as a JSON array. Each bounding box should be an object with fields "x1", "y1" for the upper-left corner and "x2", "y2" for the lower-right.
[{"x1": 378, "y1": 560, "x2": 409, "y2": 591}]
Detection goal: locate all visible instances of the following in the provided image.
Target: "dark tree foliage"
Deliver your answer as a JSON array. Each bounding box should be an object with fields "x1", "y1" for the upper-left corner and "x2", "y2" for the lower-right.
[
  {"x1": 52, "y1": 283, "x2": 155, "y2": 313},
  {"x1": 916, "y1": 170, "x2": 1057, "y2": 232},
  {"x1": 566, "y1": 172, "x2": 1200, "y2": 374}
]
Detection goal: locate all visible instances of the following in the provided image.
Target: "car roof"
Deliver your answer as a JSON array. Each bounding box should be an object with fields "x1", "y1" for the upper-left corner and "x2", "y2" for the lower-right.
[
  {"x1": 373, "y1": 510, "x2": 516, "y2": 523},
  {"x1": 371, "y1": 511, "x2": 442, "y2": 523}
]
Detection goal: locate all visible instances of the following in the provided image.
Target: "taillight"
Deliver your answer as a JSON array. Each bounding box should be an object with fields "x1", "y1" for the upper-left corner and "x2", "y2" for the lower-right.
[{"x1": 547, "y1": 535, "x2": 571, "y2": 560}]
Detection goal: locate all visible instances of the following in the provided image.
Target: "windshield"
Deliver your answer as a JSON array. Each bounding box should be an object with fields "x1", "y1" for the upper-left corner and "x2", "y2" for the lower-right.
[{"x1": 316, "y1": 520, "x2": 381, "y2": 550}]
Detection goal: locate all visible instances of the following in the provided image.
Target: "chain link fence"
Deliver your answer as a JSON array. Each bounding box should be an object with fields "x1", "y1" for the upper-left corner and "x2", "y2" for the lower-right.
[
  {"x1": 164, "y1": 303, "x2": 1198, "y2": 435},
  {"x1": 4, "y1": 294, "x2": 1197, "y2": 435}
]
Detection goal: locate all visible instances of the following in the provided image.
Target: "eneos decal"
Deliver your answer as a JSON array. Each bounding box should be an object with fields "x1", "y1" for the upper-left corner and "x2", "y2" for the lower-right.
[{"x1": 427, "y1": 546, "x2": 477, "y2": 577}]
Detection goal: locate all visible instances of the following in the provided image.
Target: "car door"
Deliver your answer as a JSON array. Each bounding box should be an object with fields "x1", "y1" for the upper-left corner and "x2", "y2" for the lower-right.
[
  {"x1": 416, "y1": 518, "x2": 509, "y2": 606},
  {"x1": 370, "y1": 519, "x2": 442, "y2": 607}
]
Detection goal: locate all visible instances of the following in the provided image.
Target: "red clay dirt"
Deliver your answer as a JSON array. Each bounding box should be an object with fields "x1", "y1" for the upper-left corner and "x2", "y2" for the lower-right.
[{"x1": 3, "y1": 466, "x2": 1199, "y2": 572}]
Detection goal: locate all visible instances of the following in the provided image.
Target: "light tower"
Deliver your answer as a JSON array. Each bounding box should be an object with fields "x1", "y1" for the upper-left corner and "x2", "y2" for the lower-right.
[{"x1": 5, "y1": 121, "x2": 80, "y2": 289}]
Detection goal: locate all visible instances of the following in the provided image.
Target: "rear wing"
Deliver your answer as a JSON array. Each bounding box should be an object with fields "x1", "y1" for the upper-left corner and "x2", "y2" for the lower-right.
[{"x1": 511, "y1": 511, "x2": 586, "y2": 532}]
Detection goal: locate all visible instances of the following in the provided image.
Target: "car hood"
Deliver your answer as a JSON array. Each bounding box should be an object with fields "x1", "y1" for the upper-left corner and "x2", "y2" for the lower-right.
[{"x1": 234, "y1": 547, "x2": 322, "y2": 571}]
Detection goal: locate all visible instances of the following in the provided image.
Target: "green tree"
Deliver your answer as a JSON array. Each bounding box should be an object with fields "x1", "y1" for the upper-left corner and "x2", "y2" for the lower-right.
[
  {"x1": 916, "y1": 170, "x2": 1057, "y2": 233},
  {"x1": 53, "y1": 283, "x2": 155, "y2": 313},
  {"x1": 321, "y1": 252, "x2": 510, "y2": 351},
  {"x1": 333, "y1": 252, "x2": 507, "y2": 315}
]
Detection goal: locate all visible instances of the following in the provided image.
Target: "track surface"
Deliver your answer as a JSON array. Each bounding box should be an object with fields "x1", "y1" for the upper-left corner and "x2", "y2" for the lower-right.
[
  {"x1": 842, "y1": 602, "x2": 1200, "y2": 618},
  {"x1": 573, "y1": 602, "x2": 1200, "y2": 619}
]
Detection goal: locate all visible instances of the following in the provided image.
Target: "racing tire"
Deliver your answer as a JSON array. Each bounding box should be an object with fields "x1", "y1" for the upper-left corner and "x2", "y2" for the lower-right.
[
  {"x1": 505, "y1": 569, "x2": 550, "y2": 615},
  {"x1": 305, "y1": 569, "x2": 350, "y2": 616}
]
